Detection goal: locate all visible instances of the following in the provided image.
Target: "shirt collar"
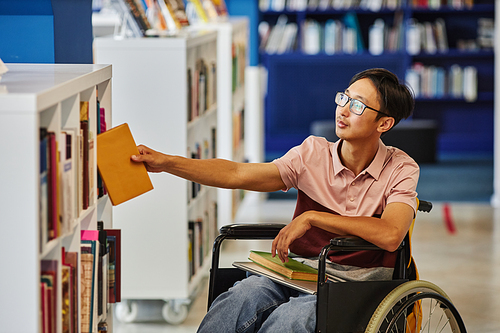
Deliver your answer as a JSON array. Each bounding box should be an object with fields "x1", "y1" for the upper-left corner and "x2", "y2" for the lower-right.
[{"x1": 332, "y1": 139, "x2": 387, "y2": 180}]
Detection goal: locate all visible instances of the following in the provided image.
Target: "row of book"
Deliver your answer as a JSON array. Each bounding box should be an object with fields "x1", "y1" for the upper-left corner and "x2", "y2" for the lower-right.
[
  {"x1": 40, "y1": 226, "x2": 121, "y2": 333},
  {"x1": 260, "y1": 13, "x2": 368, "y2": 55},
  {"x1": 406, "y1": 18, "x2": 447, "y2": 55},
  {"x1": 39, "y1": 100, "x2": 108, "y2": 252},
  {"x1": 411, "y1": 0, "x2": 473, "y2": 9},
  {"x1": 260, "y1": 13, "x2": 491, "y2": 55},
  {"x1": 259, "y1": 0, "x2": 475, "y2": 11},
  {"x1": 456, "y1": 17, "x2": 494, "y2": 52},
  {"x1": 120, "y1": 0, "x2": 227, "y2": 36},
  {"x1": 188, "y1": 203, "x2": 218, "y2": 279},
  {"x1": 405, "y1": 63, "x2": 478, "y2": 101},
  {"x1": 187, "y1": 58, "x2": 217, "y2": 123},
  {"x1": 260, "y1": 0, "x2": 404, "y2": 11},
  {"x1": 368, "y1": 13, "x2": 404, "y2": 55}
]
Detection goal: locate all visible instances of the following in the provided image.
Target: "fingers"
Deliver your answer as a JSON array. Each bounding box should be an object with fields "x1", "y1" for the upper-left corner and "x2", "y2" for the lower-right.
[
  {"x1": 131, "y1": 145, "x2": 152, "y2": 162},
  {"x1": 272, "y1": 231, "x2": 290, "y2": 263}
]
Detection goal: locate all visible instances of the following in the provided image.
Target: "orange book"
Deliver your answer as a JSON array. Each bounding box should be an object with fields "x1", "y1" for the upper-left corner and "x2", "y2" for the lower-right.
[{"x1": 96, "y1": 123, "x2": 153, "y2": 205}]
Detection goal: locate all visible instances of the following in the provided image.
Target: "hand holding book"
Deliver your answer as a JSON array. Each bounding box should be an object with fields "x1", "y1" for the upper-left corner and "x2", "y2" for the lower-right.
[
  {"x1": 96, "y1": 123, "x2": 153, "y2": 205},
  {"x1": 131, "y1": 145, "x2": 170, "y2": 173}
]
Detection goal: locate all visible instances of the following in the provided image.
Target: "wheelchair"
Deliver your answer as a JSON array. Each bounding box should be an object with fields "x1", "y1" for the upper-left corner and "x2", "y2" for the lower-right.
[{"x1": 207, "y1": 199, "x2": 467, "y2": 332}]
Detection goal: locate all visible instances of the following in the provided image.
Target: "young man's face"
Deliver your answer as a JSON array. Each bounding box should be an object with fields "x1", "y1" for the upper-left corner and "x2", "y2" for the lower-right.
[{"x1": 335, "y1": 78, "x2": 385, "y2": 142}]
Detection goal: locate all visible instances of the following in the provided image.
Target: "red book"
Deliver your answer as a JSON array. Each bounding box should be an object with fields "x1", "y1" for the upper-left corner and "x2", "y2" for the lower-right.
[{"x1": 105, "y1": 229, "x2": 121, "y2": 302}]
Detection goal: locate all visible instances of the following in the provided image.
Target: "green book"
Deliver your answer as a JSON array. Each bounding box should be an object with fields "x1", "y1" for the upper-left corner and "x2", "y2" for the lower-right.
[{"x1": 249, "y1": 251, "x2": 318, "y2": 281}]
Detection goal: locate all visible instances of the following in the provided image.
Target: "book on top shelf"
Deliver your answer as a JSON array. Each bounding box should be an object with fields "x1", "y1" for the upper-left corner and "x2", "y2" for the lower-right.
[
  {"x1": 248, "y1": 251, "x2": 318, "y2": 282},
  {"x1": 96, "y1": 123, "x2": 154, "y2": 206}
]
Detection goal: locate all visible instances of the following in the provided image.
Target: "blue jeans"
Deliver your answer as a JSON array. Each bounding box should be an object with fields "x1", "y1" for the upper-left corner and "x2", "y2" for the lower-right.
[{"x1": 197, "y1": 275, "x2": 316, "y2": 333}]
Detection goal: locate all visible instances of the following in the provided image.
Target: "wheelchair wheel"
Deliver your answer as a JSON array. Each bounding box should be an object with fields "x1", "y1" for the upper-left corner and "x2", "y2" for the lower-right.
[{"x1": 365, "y1": 280, "x2": 467, "y2": 333}]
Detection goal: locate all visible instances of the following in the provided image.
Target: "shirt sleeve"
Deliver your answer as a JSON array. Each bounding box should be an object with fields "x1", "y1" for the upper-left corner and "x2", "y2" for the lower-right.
[
  {"x1": 272, "y1": 136, "x2": 330, "y2": 192},
  {"x1": 385, "y1": 155, "x2": 420, "y2": 214}
]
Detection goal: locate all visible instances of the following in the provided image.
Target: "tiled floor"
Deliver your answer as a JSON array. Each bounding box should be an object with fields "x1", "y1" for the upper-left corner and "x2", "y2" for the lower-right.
[{"x1": 114, "y1": 196, "x2": 500, "y2": 333}]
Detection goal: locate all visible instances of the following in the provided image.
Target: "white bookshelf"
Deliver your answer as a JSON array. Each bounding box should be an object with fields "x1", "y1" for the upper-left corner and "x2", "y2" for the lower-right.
[
  {"x1": 94, "y1": 30, "x2": 219, "y2": 324},
  {"x1": 0, "y1": 64, "x2": 113, "y2": 332},
  {"x1": 192, "y1": 17, "x2": 250, "y2": 228}
]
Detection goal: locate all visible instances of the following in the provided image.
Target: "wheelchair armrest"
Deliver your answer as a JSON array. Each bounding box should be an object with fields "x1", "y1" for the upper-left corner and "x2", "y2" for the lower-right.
[
  {"x1": 329, "y1": 236, "x2": 404, "y2": 251},
  {"x1": 317, "y1": 237, "x2": 405, "y2": 284},
  {"x1": 219, "y1": 223, "x2": 286, "y2": 239},
  {"x1": 418, "y1": 200, "x2": 432, "y2": 213},
  {"x1": 329, "y1": 236, "x2": 386, "y2": 251}
]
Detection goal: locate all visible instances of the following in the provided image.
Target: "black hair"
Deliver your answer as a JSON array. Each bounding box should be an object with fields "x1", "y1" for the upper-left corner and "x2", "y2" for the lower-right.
[{"x1": 349, "y1": 68, "x2": 415, "y2": 126}]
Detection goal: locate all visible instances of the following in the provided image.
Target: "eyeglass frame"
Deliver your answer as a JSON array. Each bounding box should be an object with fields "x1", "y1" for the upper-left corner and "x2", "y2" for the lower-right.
[{"x1": 335, "y1": 92, "x2": 391, "y2": 117}]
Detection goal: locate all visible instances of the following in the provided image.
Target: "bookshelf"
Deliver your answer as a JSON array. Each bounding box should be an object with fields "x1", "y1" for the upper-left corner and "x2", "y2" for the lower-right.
[
  {"x1": 252, "y1": 1, "x2": 494, "y2": 159},
  {"x1": 195, "y1": 17, "x2": 250, "y2": 227},
  {"x1": 94, "y1": 30, "x2": 220, "y2": 324},
  {"x1": 0, "y1": 64, "x2": 114, "y2": 332}
]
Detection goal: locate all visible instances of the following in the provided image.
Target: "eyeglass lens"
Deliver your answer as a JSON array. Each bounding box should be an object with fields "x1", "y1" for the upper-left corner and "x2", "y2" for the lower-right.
[{"x1": 336, "y1": 92, "x2": 365, "y2": 115}]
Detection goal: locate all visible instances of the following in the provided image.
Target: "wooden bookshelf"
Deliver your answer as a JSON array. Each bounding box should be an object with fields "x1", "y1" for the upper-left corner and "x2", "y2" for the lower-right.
[{"x1": 0, "y1": 64, "x2": 114, "y2": 332}]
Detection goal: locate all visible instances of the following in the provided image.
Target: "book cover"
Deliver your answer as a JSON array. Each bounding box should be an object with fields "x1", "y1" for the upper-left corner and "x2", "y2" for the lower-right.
[
  {"x1": 123, "y1": 0, "x2": 152, "y2": 35},
  {"x1": 63, "y1": 250, "x2": 78, "y2": 333},
  {"x1": 61, "y1": 265, "x2": 71, "y2": 333},
  {"x1": 80, "y1": 120, "x2": 89, "y2": 210},
  {"x1": 81, "y1": 240, "x2": 99, "y2": 333},
  {"x1": 47, "y1": 132, "x2": 59, "y2": 240},
  {"x1": 41, "y1": 260, "x2": 58, "y2": 333},
  {"x1": 41, "y1": 275, "x2": 54, "y2": 333},
  {"x1": 60, "y1": 130, "x2": 75, "y2": 234},
  {"x1": 80, "y1": 252, "x2": 94, "y2": 333},
  {"x1": 96, "y1": 123, "x2": 154, "y2": 206},
  {"x1": 249, "y1": 251, "x2": 318, "y2": 281},
  {"x1": 105, "y1": 229, "x2": 121, "y2": 302},
  {"x1": 40, "y1": 128, "x2": 49, "y2": 251}
]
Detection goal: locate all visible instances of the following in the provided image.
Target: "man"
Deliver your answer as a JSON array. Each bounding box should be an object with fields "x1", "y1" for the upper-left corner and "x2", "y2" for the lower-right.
[{"x1": 131, "y1": 68, "x2": 419, "y2": 332}]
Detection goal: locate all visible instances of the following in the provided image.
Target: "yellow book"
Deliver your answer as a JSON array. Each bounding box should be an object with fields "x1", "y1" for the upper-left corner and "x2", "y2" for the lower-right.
[{"x1": 96, "y1": 123, "x2": 153, "y2": 206}]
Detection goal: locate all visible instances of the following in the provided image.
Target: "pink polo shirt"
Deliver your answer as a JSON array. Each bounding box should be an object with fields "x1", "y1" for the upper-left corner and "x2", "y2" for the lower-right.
[{"x1": 272, "y1": 136, "x2": 419, "y2": 268}]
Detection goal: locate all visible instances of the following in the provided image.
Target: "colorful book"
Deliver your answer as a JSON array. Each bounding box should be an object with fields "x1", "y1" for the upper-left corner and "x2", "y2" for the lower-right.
[
  {"x1": 80, "y1": 252, "x2": 94, "y2": 333},
  {"x1": 62, "y1": 249, "x2": 78, "y2": 333},
  {"x1": 105, "y1": 229, "x2": 121, "y2": 302},
  {"x1": 96, "y1": 123, "x2": 154, "y2": 206},
  {"x1": 248, "y1": 251, "x2": 318, "y2": 281}
]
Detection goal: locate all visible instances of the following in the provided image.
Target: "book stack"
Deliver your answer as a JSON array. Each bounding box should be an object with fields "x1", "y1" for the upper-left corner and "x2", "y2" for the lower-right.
[{"x1": 405, "y1": 63, "x2": 477, "y2": 102}]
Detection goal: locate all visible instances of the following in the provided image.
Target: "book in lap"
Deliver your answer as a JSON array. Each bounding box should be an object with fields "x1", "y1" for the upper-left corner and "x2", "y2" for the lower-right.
[
  {"x1": 96, "y1": 123, "x2": 153, "y2": 205},
  {"x1": 248, "y1": 250, "x2": 318, "y2": 282}
]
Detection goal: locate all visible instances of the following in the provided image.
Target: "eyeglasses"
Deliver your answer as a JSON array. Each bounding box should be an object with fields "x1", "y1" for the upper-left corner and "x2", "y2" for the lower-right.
[{"x1": 335, "y1": 92, "x2": 389, "y2": 117}]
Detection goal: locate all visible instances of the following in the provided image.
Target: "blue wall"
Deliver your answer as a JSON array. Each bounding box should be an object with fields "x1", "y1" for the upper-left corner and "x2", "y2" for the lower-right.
[{"x1": 0, "y1": 0, "x2": 93, "y2": 63}]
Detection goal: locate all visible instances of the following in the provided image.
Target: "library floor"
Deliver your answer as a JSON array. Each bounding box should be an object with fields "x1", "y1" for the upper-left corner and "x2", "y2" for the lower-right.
[{"x1": 113, "y1": 198, "x2": 500, "y2": 333}]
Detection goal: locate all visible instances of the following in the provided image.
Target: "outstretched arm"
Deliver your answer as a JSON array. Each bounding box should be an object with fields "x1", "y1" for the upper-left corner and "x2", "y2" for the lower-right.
[{"x1": 131, "y1": 145, "x2": 286, "y2": 192}]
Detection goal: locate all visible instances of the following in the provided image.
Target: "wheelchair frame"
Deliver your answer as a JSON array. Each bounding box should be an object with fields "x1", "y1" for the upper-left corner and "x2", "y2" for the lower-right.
[{"x1": 207, "y1": 200, "x2": 467, "y2": 333}]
